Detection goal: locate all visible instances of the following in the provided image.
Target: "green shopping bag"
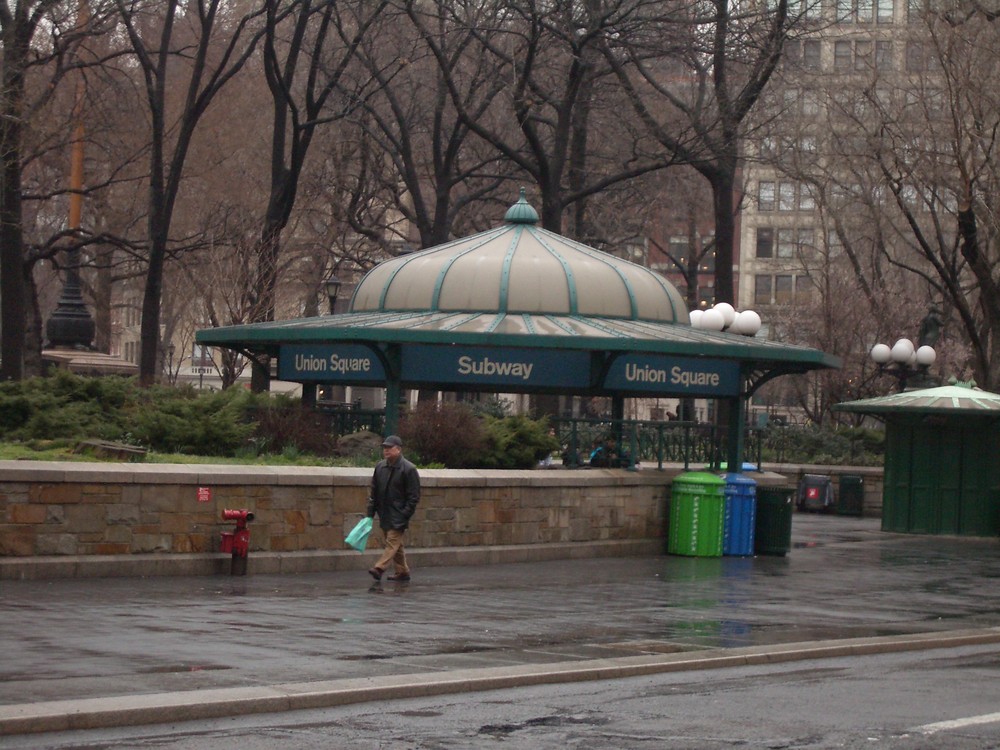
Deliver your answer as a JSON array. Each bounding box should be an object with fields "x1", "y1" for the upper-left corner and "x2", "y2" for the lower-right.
[{"x1": 345, "y1": 516, "x2": 373, "y2": 552}]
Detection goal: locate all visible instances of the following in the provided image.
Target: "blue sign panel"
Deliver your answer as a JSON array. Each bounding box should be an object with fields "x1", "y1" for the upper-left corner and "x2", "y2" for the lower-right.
[
  {"x1": 278, "y1": 344, "x2": 385, "y2": 382},
  {"x1": 604, "y1": 354, "x2": 741, "y2": 396},
  {"x1": 403, "y1": 345, "x2": 592, "y2": 388}
]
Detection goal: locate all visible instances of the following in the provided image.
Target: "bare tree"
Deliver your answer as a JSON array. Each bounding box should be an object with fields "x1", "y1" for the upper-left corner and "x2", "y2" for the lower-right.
[
  {"x1": 111, "y1": 0, "x2": 265, "y2": 386},
  {"x1": 241, "y1": 0, "x2": 390, "y2": 390},
  {"x1": 406, "y1": 0, "x2": 672, "y2": 236},
  {"x1": 352, "y1": 2, "x2": 516, "y2": 249},
  {"x1": 600, "y1": 0, "x2": 791, "y2": 304},
  {"x1": 0, "y1": 0, "x2": 95, "y2": 380},
  {"x1": 779, "y1": 3, "x2": 1000, "y2": 390}
]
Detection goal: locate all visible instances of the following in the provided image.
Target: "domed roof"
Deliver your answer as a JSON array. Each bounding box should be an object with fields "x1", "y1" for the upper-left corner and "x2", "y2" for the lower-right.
[{"x1": 350, "y1": 191, "x2": 689, "y2": 325}]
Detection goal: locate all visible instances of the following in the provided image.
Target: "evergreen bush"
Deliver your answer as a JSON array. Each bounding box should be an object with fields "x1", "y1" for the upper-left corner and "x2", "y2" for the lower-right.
[{"x1": 479, "y1": 414, "x2": 560, "y2": 469}]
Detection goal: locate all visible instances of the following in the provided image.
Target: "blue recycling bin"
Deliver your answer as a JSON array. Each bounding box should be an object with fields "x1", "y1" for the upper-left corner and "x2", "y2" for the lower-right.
[{"x1": 722, "y1": 473, "x2": 757, "y2": 556}]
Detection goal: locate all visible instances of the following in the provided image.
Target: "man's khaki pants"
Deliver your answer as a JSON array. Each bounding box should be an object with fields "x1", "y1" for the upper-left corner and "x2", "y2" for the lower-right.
[{"x1": 373, "y1": 529, "x2": 409, "y2": 575}]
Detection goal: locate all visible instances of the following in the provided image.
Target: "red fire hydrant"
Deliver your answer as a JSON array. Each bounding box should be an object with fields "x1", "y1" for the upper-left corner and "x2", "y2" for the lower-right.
[{"x1": 220, "y1": 509, "x2": 254, "y2": 576}]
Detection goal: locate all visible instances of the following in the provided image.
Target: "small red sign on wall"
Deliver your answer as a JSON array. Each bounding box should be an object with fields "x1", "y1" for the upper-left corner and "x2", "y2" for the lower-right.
[{"x1": 197, "y1": 487, "x2": 212, "y2": 503}]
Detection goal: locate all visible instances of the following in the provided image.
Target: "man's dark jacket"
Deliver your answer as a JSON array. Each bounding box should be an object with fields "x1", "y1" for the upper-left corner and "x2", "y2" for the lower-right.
[{"x1": 366, "y1": 457, "x2": 421, "y2": 531}]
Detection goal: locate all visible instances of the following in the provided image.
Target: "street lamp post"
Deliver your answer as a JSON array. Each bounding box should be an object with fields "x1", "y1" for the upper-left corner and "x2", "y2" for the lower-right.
[{"x1": 870, "y1": 338, "x2": 937, "y2": 392}]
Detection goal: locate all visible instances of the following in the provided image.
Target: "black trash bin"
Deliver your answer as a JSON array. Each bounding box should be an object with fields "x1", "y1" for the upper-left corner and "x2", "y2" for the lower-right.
[
  {"x1": 797, "y1": 474, "x2": 834, "y2": 512},
  {"x1": 754, "y1": 486, "x2": 794, "y2": 556},
  {"x1": 838, "y1": 474, "x2": 864, "y2": 516}
]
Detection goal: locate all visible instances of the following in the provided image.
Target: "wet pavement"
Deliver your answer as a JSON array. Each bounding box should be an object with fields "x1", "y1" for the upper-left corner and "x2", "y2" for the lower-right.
[{"x1": 3, "y1": 513, "x2": 1000, "y2": 734}]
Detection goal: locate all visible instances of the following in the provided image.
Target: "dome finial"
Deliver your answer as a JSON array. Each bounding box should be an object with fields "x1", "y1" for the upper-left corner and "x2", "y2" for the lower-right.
[{"x1": 504, "y1": 188, "x2": 539, "y2": 225}]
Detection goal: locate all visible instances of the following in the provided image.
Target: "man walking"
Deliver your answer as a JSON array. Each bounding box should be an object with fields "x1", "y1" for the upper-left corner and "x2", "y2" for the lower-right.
[{"x1": 366, "y1": 435, "x2": 421, "y2": 582}]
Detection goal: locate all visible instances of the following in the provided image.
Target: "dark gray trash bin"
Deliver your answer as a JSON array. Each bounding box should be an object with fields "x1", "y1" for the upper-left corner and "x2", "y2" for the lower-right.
[
  {"x1": 797, "y1": 474, "x2": 834, "y2": 512},
  {"x1": 838, "y1": 474, "x2": 864, "y2": 516}
]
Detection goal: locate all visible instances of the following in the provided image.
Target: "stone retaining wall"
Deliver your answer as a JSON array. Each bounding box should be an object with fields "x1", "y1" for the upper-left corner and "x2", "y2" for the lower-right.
[{"x1": 0, "y1": 461, "x2": 884, "y2": 579}]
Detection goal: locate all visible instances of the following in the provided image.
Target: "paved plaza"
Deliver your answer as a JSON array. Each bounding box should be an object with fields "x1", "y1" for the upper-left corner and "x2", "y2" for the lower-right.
[{"x1": 3, "y1": 513, "x2": 1000, "y2": 735}]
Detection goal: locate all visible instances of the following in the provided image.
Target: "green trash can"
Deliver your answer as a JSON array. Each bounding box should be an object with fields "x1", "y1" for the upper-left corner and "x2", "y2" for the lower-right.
[
  {"x1": 754, "y1": 486, "x2": 794, "y2": 556},
  {"x1": 668, "y1": 472, "x2": 725, "y2": 557},
  {"x1": 837, "y1": 474, "x2": 864, "y2": 517}
]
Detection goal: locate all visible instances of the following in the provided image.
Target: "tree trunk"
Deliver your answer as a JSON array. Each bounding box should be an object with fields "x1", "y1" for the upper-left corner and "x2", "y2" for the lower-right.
[
  {"x1": 708, "y1": 171, "x2": 736, "y2": 305},
  {"x1": 139, "y1": 200, "x2": 167, "y2": 387},
  {"x1": 0, "y1": 34, "x2": 26, "y2": 381}
]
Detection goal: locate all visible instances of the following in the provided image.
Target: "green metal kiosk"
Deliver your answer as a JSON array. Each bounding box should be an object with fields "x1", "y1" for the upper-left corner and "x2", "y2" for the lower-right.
[{"x1": 835, "y1": 385, "x2": 1000, "y2": 536}]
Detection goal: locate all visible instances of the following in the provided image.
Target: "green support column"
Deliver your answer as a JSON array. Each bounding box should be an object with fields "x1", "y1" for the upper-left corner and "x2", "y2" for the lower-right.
[
  {"x1": 301, "y1": 384, "x2": 317, "y2": 407},
  {"x1": 384, "y1": 379, "x2": 400, "y2": 436},
  {"x1": 725, "y1": 395, "x2": 747, "y2": 472},
  {"x1": 381, "y1": 344, "x2": 403, "y2": 436}
]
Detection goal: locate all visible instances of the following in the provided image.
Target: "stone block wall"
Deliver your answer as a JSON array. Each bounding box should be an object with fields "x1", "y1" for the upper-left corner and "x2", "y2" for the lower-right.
[{"x1": 0, "y1": 462, "x2": 673, "y2": 559}]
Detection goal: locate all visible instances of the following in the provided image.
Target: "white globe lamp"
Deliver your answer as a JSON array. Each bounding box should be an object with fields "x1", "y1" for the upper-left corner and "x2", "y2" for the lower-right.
[
  {"x1": 915, "y1": 345, "x2": 937, "y2": 366},
  {"x1": 890, "y1": 338, "x2": 915, "y2": 363},
  {"x1": 700, "y1": 308, "x2": 725, "y2": 331},
  {"x1": 713, "y1": 302, "x2": 736, "y2": 328},
  {"x1": 870, "y1": 343, "x2": 891, "y2": 365}
]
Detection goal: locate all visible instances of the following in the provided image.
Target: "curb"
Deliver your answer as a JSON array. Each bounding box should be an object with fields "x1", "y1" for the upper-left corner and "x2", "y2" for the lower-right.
[
  {"x1": 0, "y1": 540, "x2": 663, "y2": 581},
  {"x1": 4, "y1": 627, "x2": 1000, "y2": 736}
]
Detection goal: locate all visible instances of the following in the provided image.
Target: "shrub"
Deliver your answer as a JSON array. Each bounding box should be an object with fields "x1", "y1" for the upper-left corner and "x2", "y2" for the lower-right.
[
  {"x1": 126, "y1": 386, "x2": 257, "y2": 455},
  {"x1": 0, "y1": 371, "x2": 129, "y2": 441},
  {"x1": 247, "y1": 395, "x2": 338, "y2": 457},
  {"x1": 399, "y1": 401, "x2": 488, "y2": 468},
  {"x1": 759, "y1": 424, "x2": 884, "y2": 466},
  {"x1": 480, "y1": 414, "x2": 560, "y2": 469}
]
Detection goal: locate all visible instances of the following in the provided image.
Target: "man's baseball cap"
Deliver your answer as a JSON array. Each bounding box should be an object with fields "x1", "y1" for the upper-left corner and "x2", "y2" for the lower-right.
[{"x1": 382, "y1": 435, "x2": 403, "y2": 447}]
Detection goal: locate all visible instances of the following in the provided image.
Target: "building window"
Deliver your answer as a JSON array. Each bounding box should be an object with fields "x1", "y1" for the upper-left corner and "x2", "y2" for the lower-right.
[
  {"x1": 825, "y1": 229, "x2": 843, "y2": 255},
  {"x1": 905, "y1": 41, "x2": 940, "y2": 72},
  {"x1": 803, "y1": 40, "x2": 822, "y2": 69},
  {"x1": 758, "y1": 181, "x2": 776, "y2": 211},
  {"x1": 783, "y1": 87, "x2": 799, "y2": 114},
  {"x1": 796, "y1": 275, "x2": 816, "y2": 302},
  {"x1": 778, "y1": 182, "x2": 797, "y2": 211},
  {"x1": 755, "y1": 275, "x2": 773, "y2": 305},
  {"x1": 838, "y1": 0, "x2": 889, "y2": 22},
  {"x1": 835, "y1": 40, "x2": 891, "y2": 71},
  {"x1": 668, "y1": 236, "x2": 689, "y2": 265},
  {"x1": 192, "y1": 344, "x2": 213, "y2": 368},
  {"x1": 802, "y1": 90, "x2": 820, "y2": 116},
  {"x1": 756, "y1": 227, "x2": 774, "y2": 258},
  {"x1": 875, "y1": 41, "x2": 893, "y2": 70},
  {"x1": 775, "y1": 275, "x2": 794, "y2": 304},
  {"x1": 835, "y1": 40, "x2": 853, "y2": 69},
  {"x1": 855, "y1": 40, "x2": 872, "y2": 70},
  {"x1": 798, "y1": 228, "x2": 815, "y2": 253},
  {"x1": 755, "y1": 274, "x2": 813, "y2": 305},
  {"x1": 777, "y1": 229, "x2": 797, "y2": 258},
  {"x1": 799, "y1": 187, "x2": 816, "y2": 211},
  {"x1": 768, "y1": 182, "x2": 815, "y2": 212}
]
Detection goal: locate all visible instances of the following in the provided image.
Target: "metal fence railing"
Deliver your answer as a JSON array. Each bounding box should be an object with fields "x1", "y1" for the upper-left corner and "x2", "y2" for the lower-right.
[
  {"x1": 314, "y1": 404, "x2": 763, "y2": 472},
  {"x1": 550, "y1": 417, "x2": 763, "y2": 472}
]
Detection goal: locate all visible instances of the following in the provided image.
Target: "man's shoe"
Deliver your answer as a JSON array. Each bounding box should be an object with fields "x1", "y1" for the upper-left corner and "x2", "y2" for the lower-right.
[
  {"x1": 387, "y1": 573, "x2": 411, "y2": 582},
  {"x1": 368, "y1": 567, "x2": 383, "y2": 581}
]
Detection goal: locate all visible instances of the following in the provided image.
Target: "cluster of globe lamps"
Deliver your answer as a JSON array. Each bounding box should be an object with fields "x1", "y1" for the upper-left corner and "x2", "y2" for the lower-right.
[
  {"x1": 869, "y1": 338, "x2": 936, "y2": 371},
  {"x1": 689, "y1": 303, "x2": 762, "y2": 336},
  {"x1": 869, "y1": 338, "x2": 937, "y2": 392}
]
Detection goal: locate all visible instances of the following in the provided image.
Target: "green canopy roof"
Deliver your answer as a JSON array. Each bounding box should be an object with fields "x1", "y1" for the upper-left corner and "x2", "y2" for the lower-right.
[
  {"x1": 834, "y1": 385, "x2": 1000, "y2": 416},
  {"x1": 197, "y1": 194, "x2": 840, "y2": 384},
  {"x1": 197, "y1": 308, "x2": 838, "y2": 370}
]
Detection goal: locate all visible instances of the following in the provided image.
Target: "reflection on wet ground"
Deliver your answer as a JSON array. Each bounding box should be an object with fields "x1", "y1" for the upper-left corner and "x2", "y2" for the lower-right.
[{"x1": 3, "y1": 513, "x2": 1000, "y2": 706}]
